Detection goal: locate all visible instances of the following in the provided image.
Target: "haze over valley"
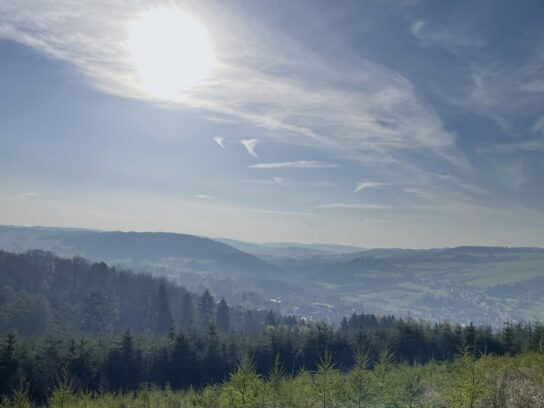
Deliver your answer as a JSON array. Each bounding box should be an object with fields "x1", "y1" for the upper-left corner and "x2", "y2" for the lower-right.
[{"x1": 2, "y1": 224, "x2": 542, "y2": 327}]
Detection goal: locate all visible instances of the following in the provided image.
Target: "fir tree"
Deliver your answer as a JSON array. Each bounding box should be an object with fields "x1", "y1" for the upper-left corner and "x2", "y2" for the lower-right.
[
  {"x1": 216, "y1": 298, "x2": 231, "y2": 333},
  {"x1": 198, "y1": 289, "x2": 215, "y2": 328},
  {"x1": 155, "y1": 283, "x2": 174, "y2": 333}
]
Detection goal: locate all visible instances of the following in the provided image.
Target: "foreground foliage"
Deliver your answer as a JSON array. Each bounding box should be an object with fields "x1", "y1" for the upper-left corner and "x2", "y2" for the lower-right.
[{"x1": 2, "y1": 350, "x2": 544, "y2": 407}]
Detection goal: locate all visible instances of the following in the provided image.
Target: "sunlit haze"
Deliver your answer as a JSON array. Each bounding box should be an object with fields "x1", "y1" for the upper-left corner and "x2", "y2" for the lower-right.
[{"x1": 128, "y1": 8, "x2": 216, "y2": 100}]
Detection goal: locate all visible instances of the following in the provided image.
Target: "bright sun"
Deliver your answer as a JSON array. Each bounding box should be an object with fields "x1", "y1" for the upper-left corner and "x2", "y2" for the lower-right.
[{"x1": 128, "y1": 8, "x2": 216, "y2": 100}]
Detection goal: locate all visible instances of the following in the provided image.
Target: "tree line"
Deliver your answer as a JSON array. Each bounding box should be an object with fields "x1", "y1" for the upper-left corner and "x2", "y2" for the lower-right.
[
  {"x1": 2, "y1": 348, "x2": 544, "y2": 407},
  {"x1": 1, "y1": 315, "x2": 543, "y2": 401}
]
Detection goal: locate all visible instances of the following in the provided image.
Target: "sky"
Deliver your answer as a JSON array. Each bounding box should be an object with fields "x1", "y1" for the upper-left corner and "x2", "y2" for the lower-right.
[{"x1": 0, "y1": 0, "x2": 543, "y2": 248}]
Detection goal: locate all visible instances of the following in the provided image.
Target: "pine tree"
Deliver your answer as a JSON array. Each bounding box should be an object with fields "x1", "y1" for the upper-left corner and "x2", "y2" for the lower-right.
[
  {"x1": 315, "y1": 352, "x2": 338, "y2": 408},
  {"x1": 222, "y1": 354, "x2": 261, "y2": 408},
  {"x1": 107, "y1": 330, "x2": 139, "y2": 391},
  {"x1": 180, "y1": 292, "x2": 194, "y2": 328},
  {"x1": 446, "y1": 346, "x2": 484, "y2": 408},
  {"x1": 170, "y1": 330, "x2": 195, "y2": 388},
  {"x1": 265, "y1": 310, "x2": 277, "y2": 328},
  {"x1": 347, "y1": 348, "x2": 369, "y2": 408},
  {"x1": 155, "y1": 283, "x2": 174, "y2": 333},
  {"x1": 373, "y1": 349, "x2": 395, "y2": 406},
  {"x1": 49, "y1": 369, "x2": 77, "y2": 408},
  {"x1": 0, "y1": 334, "x2": 18, "y2": 396},
  {"x1": 267, "y1": 354, "x2": 285, "y2": 408},
  {"x1": 216, "y1": 298, "x2": 231, "y2": 333},
  {"x1": 81, "y1": 289, "x2": 114, "y2": 333},
  {"x1": 67, "y1": 337, "x2": 95, "y2": 392},
  {"x1": 465, "y1": 322, "x2": 477, "y2": 349},
  {"x1": 503, "y1": 323, "x2": 514, "y2": 355},
  {"x1": 243, "y1": 310, "x2": 258, "y2": 332},
  {"x1": 198, "y1": 289, "x2": 215, "y2": 328}
]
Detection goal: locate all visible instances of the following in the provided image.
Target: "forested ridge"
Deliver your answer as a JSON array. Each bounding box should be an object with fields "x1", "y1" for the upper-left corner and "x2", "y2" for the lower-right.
[{"x1": 0, "y1": 250, "x2": 283, "y2": 335}]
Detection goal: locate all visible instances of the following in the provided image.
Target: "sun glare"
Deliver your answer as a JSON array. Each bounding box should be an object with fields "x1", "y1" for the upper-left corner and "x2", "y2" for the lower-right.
[{"x1": 128, "y1": 8, "x2": 216, "y2": 100}]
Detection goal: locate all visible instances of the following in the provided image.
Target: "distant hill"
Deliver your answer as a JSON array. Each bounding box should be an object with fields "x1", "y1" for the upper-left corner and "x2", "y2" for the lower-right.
[
  {"x1": 264, "y1": 242, "x2": 366, "y2": 254},
  {"x1": 0, "y1": 225, "x2": 274, "y2": 275},
  {"x1": 214, "y1": 237, "x2": 365, "y2": 260}
]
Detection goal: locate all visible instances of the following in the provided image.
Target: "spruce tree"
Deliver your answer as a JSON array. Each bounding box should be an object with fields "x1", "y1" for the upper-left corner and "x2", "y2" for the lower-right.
[
  {"x1": 180, "y1": 292, "x2": 194, "y2": 328},
  {"x1": 216, "y1": 297, "x2": 231, "y2": 333},
  {"x1": 198, "y1": 289, "x2": 215, "y2": 328},
  {"x1": 0, "y1": 334, "x2": 18, "y2": 396},
  {"x1": 155, "y1": 283, "x2": 174, "y2": 333}
]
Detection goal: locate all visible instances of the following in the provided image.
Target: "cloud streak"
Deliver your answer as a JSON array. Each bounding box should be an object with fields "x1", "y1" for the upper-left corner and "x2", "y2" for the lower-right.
[
  {"x1": 249, "y1": 161, "x2": 339, "y2": 169},
  {"x1": 316, "y1": 202, "x2": 387, "y2": 210},
  {"x1": 240, "y1": 138, "x2": 258, "y2": 158},
  {"x1": 410, "y1": 20, "x2": 484, "y2": 51},
  {"x1": 354, "y1": 181, "x2": 386, "y2": 193},
  {"x1": 213, "y1": 137, "x2": 225, "y2": 148}
]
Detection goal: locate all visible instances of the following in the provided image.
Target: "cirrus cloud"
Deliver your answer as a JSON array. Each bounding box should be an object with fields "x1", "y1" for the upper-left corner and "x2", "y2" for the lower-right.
[
  {"x1": 354, "y1": 181, "x2": 387, "y2": 193},
  {"x1": 249, "y1": 160, "x2": 339, "y2": 169},
  {"x1": 0, "y1": 0, "x2": 465, "y2": 170}
]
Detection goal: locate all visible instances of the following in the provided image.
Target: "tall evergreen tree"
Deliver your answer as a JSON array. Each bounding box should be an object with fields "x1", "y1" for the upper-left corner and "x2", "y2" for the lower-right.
[
  {"x1": 67, "y1": 337, "x2": 96, "y2": 391},
  {"x1": 170, "y1": 330, "x2": 195, "y2": 388},
  {"x1": 242, "y1": 309, "x2": 258, "y2": 332},
  {"x1": 180, "y1": 292, "x2": 194, "y2": 328},
  {"x1": 81, "y1": 289, "x2": 113, "y2": 333},
  {"x1": 155, "y1": 283, "x2": 174, "y2": 333},
  {"x1": 503, "y1": 323, "x2": 514, "y2": 354},
  {"x1": 0, "y1": 333, "x2": 18, "y2": 396},
  {"x1": 265, "y1": 310, "x2": 278, "y2": 328},
  {"x1": 465, "y1": 322, "x2": 477, "y2": 349},
  {"x1": 107, "y1": 330, "x2": 140, "y2": 391},
  {"x1": 216, "y1": 298, "x2": 231, "y2": 333},
  {"x1": 198, "y1": 289, "x2": 215, "y2": 328}
]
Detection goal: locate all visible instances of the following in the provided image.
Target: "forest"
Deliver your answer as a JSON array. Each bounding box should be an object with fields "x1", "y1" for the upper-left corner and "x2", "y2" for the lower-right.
[
  {"x1": 1, "y1": 337, "x2": 544, "y2": 407},
  {"x1": 0, "y1": 250, "x2": 282, "y2": 335},
  {"x1": 2, "y1": 250, "x2": 544, "y2": 406}
]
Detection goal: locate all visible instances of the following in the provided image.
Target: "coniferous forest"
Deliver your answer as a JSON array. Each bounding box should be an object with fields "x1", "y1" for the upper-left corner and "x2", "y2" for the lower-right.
[{"x1": 1, "y1": 250, "x2": 544, "y2": 406}]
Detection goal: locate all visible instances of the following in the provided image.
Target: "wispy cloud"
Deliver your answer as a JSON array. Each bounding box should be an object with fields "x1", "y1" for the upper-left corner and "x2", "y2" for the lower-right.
[
  {"x1": 354, "y1": 181, "x2": 386, "y2": 193},
  {"x1": 213, "y1": 137, "x2": 225, "y2": 149},
  {"x1": 241, "y1": 177, "x2": 335, "y2": 187},
  {"x1": 476, "y1": 117, "x2": 544, "y2": 154},
  {"x1": 519, "y1": 79, "x2": 544, "y2": 93},
  {"x1": 410, "y1": 20, "x2": 484, "y2": 51},
  {"x1": 0, "y1": 0, "x2": 464, "y2": 169},
  {"x1": 316, "y1": 202, "x2": 387, "y2": 210},
  {"x1": 196, "y1": 194, "x2": 213, "y2": 200},
  {"x1": 273, "y1": 177, "x2": 286, "y2": 184},
  {"x1": 249, "y1": 161, "x2": 339, "y2": 169},
  {"x1": 461, "y1": 44, "x2": 544, "y2": 134},
  {"x1": 14, "y1": 192, "x2": 38, "y2": 200},
  {"x1": 532, "y1": 117, "x2": 544, "y2": 135},
  {"x1": 477, "y1": 138, "x2": 544, "y2": 154},
  {"x1": 240, "y1": 138, "x2": 258, "y2": 158},
  {"x1": 241, "y1": 208, "x2": 314, "y2": 217}
]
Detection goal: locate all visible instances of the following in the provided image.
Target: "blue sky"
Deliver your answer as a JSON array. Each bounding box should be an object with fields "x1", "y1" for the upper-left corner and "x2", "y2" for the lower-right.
[{"x1": 0, "y1": 0, "x2": 543, "y2": 247}]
